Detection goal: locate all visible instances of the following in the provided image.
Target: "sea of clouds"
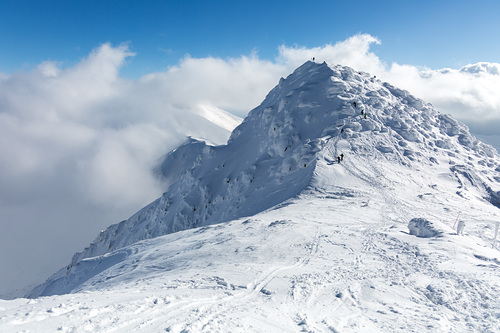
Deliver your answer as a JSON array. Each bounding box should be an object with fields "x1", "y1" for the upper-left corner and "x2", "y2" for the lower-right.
[{"x1": 1, "y1": 34, "x2": 500, "y2": 298}]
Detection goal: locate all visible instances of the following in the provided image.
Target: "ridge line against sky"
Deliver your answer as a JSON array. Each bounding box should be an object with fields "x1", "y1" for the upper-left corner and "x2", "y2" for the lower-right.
[{"x1": 1, "y1": 0, "x2": 500, "y2": 298}]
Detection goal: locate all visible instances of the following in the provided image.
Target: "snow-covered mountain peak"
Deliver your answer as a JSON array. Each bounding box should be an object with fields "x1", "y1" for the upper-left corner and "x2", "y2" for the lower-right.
[
  {"x1": 29, "y1": 61, "x2": 500, "y2": 298},
  {"x1": 229, "y1": 60, "x2": 496, "y2": 169}
]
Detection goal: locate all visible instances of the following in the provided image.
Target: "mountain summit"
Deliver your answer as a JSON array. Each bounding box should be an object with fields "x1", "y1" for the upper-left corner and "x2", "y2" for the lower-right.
[{"x1": 24, "y1": 62, "x2": 500, "y2": 331}]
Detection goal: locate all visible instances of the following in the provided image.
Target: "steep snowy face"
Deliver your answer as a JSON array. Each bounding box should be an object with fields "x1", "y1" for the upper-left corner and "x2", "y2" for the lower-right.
[
  {"x1": 32, "y1": 61, "x2": 500, "y2": 297},
  {"x1": 71, "y1": 61, "x2": 370, "y2": 263},
  {"x1": 62, "y1": 62, "x2": 336, "y2": 266}
]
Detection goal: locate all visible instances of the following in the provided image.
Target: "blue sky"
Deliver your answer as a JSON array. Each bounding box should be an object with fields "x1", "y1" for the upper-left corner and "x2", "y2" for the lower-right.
[{"x1": 1, "y1": 0, "x2": 499, "y2": 78}]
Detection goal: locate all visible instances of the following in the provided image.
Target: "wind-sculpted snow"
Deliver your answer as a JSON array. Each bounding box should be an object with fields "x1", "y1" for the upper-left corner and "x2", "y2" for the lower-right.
[
  {"x1": 29, "y1": 61, "x2": 500, "y2": 299},
  {"x1": 408, "y1": 218, "x2": 443, "y2": 238}
]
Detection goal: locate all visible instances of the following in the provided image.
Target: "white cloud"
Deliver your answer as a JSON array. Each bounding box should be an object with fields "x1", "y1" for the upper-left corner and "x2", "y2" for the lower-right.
[
  {"x1": 38, "y1": 61, "x2": 61, "y2": 77},
  {"x1": 0, "y1": 44, "x2": 283, "y2": 297},
  {"x1": 388, "y1": 65, "x2": 500, "y2": 134},
  {"x1": 141, "y1": 53, "x2": 285, "y2": 117},
  {"x1": 2, "y1": 35, "x2": 500, "y2": 297},
  {"x1": 278, "y1": 34, "x2": 385, "y2": 75}
]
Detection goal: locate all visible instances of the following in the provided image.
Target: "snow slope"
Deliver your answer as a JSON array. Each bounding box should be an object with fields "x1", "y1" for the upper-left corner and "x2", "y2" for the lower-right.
[
  {"x1": 2, "y1": 61, "x2": 499, "y2": 332},
  {"x1": 2, "y1": 185, "x2": 500, "y2": 332}
]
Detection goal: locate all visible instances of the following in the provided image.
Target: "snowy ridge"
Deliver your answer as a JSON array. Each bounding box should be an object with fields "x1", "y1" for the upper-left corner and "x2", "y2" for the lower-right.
[{"x1": 28, "y1": 61, "x2": 500, "y2": 301}]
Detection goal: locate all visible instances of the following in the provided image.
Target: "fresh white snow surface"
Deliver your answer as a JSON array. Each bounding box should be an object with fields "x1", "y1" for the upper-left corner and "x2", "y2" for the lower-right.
[{"x1": 1, "y1": 61, "x2": 500, "y2": 332}]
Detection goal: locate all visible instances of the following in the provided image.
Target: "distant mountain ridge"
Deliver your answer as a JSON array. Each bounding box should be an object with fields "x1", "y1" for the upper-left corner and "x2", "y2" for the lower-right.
[{"x1": 30, "y1": 61, "x2": 500, "y2": 297}]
